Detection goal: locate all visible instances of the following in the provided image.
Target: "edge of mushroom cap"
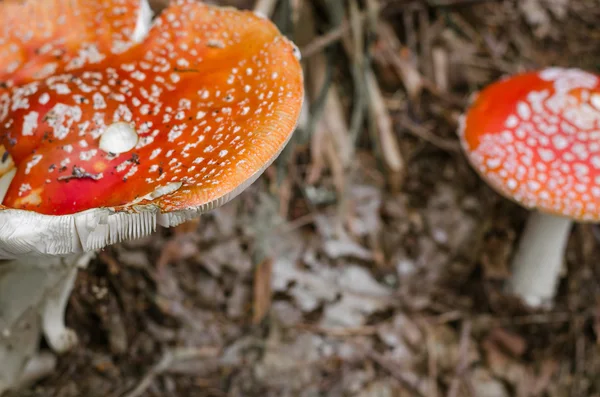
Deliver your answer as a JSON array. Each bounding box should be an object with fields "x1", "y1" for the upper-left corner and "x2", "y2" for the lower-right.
[{"x1": 457, "y1": 71, "x2": 548, "y2": 214}]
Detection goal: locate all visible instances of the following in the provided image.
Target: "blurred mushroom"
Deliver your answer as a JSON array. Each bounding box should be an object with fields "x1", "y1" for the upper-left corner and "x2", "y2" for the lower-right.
[
  {"x1": 459, "y1": 68, "x2": 600, "y2": 308},
  {"x1": 0, "y1": 0, "x2": 303, "y2": 393},
  {"x1": 0, "y1": 0, "x2": 153, "y2": 86}
]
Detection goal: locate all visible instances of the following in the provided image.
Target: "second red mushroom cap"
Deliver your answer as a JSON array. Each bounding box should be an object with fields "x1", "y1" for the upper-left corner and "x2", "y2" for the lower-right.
[{"x1": 459, "y1": 67, "x2": 600, "y2": 221}]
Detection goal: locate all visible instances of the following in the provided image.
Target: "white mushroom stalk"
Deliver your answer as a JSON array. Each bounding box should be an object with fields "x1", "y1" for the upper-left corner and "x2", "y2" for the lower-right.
[
  {"x1": 0, "y1": 253, "x2": 92, "y2": 394},
  {"x1": 506, "y1": 212, "x2": 572, "y2": 308}
]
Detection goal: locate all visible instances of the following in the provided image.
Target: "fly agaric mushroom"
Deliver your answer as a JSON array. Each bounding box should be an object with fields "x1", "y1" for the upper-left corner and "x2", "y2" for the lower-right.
[
  {"x1": 0, "y1": 0, "x2": 303, "y2": 393},
  {"x1": 459, "y1": 67, "x2": 600, "y2": 308},
  {"x1": 1, "y1": 0, "x2": 154, "y2": 392}
]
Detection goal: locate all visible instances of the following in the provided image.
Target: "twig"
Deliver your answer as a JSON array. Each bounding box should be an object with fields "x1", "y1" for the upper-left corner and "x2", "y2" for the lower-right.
[
  {"x1": 120, "y1": 347, "x2": 219, "y2": 397},
  {"x1": 366, "y1": 69, "x2": 405, "y2": 174},
  {"x1": 425, "y1": 323, "x2": 439, "y2": 397},
  {"x1": 294, "y1": 323, "x2": 379, "y2": 336},
  {"x1": 426, "y1": 0, "x2": 501, "y2": 6},
  {"x1": 364, "y1": 348, "x2": 428, "y2": 397},
  {"x1": 447, "y1": 320, "x2": 472, "y2": 397},
  {"x1": 418, "y1": 5, "x2": 433, "y2": 81},
  {"x1": 573, "y1": 316, "x2": 586, "y2": 397},
  {"x1": 346, "y1": 0, "x2": 369, "y2": 149},
  {"x1": 430, "y1": 308, "x2": 593, "y2": 327},
  {"x1": 397, "y1": 115, "x2": 461, "y2": 152},
  {"x1": 57, "y1": 166, "x2": 103, "y2": 182},
  {"x1": 300, "y1": 13, "x2": 367, "y2": 58}
]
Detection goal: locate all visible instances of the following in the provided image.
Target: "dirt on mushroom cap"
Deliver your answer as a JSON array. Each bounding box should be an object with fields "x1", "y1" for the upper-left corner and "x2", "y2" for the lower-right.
[
  {"x1": 0, "y1": 0, "x2": 304, "y2": 216},
  {"x1": 459, "y1": 68, "x2": 600, "y2": 222}
]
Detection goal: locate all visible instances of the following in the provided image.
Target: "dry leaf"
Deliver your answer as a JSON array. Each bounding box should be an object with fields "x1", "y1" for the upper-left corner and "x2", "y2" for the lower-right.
[
  {"x1": 469, "y1": 367, "x2": 509, "y2": 397},
  {"x1": 488, "y1": 328, "x2": 527, "y2": 357},
  {"x1": 520, "y1": 0, "x2": 568, "y2": 38},
  {"x1": 273, "y1": 257, "x2": 392, "y2": 326},
  {"x1": 252, "y1": 258, "x2": 273, "y2": 324}
]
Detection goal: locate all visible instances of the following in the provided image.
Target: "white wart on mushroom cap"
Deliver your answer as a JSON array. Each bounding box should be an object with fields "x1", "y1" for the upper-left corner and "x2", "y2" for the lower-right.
[
  {"x1": 459, "y1": 68, "x2": 600, "y2": 221},
  {"x1": 0, "y1": 0, "x2": 304, "y2": 258}
]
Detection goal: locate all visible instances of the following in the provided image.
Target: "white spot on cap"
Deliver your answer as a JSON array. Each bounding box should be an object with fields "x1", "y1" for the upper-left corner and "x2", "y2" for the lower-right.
[
  {"x1": 99, "y1": 122, "x2": 139, "y2": 154},
  {"x1": 39, "y1": 93, "x2": 50, "y2": 105},
  {"x1": 505, "y1": 115, "x2": 519, "y2": 129},
  {"x1": 539, "y1": 68, "x2": 563, "y2": 81},
  {"x1": 486, "y1": 158, "x2": 501, "y2": 169},
  {"x1": 22, "y1": 111, "x2": 38, "y2": 136},
  {"x1": 552, "y1": 135, "x2": 569, "y2": 150},
  {"x1": 591, "y1": 93, "x2": 600, "y2": 111},
  {"x1": 517, "y1": 102, "x2": 531, "y2": 120},
  {"x1": 538, "y1": 148, "x2": 555, "y2": 162}
]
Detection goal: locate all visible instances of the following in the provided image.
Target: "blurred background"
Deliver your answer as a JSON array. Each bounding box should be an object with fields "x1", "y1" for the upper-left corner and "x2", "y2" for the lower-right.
[{"x1": 18, "y1": 0, "x2": 600, "y2": 396}]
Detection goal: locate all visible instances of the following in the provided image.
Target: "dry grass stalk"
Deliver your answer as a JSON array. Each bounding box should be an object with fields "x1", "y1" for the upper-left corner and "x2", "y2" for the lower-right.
[
  {"x1": 365, "y1": 69, "x2": 405, "y2": 175},
  {"x1": 253, "y1": 0, "x2": 278, "y2": 17},
  {"x1": 375, "y1": 22, "x2": 424, "y2": 102},
  {"x1": 298, "y1": 0, "x2": 351, "y2": 195}
]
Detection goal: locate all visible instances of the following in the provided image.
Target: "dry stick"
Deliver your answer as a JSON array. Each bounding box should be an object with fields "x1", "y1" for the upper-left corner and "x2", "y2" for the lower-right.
[
  {"x1": 447, "y1": 320, "x2": 472, "y2": 397},
  {"x1": 121, "y1": 347, "x2": 219, "y2": 397},
  {"x1": 294, "y1": 323, "x2": 379, "y2": 336},
  {"x1": 397, "y1": 115, "x2": 461, "y2": 152},
  {"x1": 365, "y1": 348, "x2": 428, "y2": 397},
  {"x1": 573, "y1": 316, "x2": 586, "y2": 397},
  {"x1": 301, "y1": 13, "x2": 367, "y2": 59},
  {"x1": 426, "y1": 0, "x2": 500, "y2": 6},
  {"x1": 425, "y1": 324, "x2": 439, "y2": 397},
  {"x1": 365, "y1": 69, "x2": 405, "y2": 174},
  {"x1": 418, "y1": 5, "x2": 433, "y2": 82},
  {"x1": 345, "y1": 0, "x2": 369, "y2": 148},
  {"x1": 431, "y1": 309, "x2": 591, "y2": 327}
]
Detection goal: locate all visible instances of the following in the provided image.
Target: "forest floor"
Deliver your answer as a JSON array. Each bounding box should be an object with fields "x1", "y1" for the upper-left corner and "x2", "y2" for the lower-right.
[{"x1": 14, "y1": 0, "x2": 600, "y2": 396}]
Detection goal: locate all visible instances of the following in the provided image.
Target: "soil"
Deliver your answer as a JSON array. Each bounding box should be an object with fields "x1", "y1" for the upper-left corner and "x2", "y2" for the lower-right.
[{"x1": 11, "y1": 0, "x2": 600, "y2": 396}]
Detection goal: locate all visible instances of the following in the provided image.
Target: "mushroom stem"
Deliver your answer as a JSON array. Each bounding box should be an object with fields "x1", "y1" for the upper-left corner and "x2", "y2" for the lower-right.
[
  {"x1": 0, "y1": 253, "x2": 93, "y2": 394},
  {"x1": 506, "y1": 211, "x2": 572, "y2": 308}
]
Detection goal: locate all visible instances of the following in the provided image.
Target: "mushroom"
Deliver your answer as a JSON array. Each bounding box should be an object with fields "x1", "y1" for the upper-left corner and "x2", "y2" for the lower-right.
[
  {"x1": 458, "y1": 67, "x2": 600, "y2": 308},
  {"x1": 0, "y1": 0, "x2": 303, "y2": 393}
]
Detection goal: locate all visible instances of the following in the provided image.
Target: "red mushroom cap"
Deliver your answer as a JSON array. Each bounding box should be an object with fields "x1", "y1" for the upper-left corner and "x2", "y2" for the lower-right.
[
  {"x1": 0, "y1": 0, "x2": 303, "y2": 219},
  {"x1": 459, "y1": 68, "x2": 600, "y2": 221},
  {"x1": 0, "y1": 0, "x2": 148, "y2": 87}
]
